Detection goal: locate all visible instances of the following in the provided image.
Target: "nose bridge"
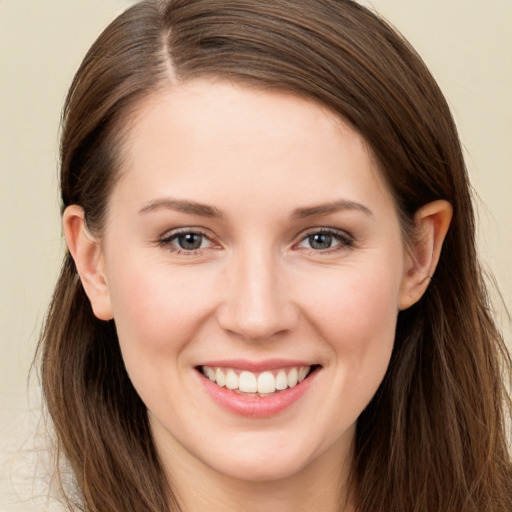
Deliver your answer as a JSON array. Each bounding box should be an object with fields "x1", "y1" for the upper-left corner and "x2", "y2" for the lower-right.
[{"x1": 218, "y1": 242, "x2": 297, "y2": 340}]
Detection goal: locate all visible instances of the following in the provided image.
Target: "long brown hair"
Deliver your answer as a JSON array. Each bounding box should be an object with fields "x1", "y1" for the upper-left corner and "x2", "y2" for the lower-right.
[{"x1": 38, "y1": 1, "x2": 512, "y2": 510}]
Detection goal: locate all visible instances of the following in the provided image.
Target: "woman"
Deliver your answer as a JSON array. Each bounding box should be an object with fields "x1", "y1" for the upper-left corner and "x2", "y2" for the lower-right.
[{"x1": 38, "y1": 0, "x2": 512, "y2": 511}]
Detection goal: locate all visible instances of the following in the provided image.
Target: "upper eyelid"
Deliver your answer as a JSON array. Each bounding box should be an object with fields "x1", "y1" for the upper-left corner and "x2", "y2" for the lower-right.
[
  {"x1": 301, "y1": 226, "x2": 350, "y2": 235},
  {"x1": 297, "y1": 227, "x2": 354, "y2": 241},
  {"x1": 159, "y1": 227, "x2": 213, "y2": 241}
]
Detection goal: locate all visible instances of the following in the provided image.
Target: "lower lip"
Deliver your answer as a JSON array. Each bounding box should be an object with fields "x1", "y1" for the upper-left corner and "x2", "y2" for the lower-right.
[{"x1": 198, "y1": 369, "x2": 318, "y2": 418}]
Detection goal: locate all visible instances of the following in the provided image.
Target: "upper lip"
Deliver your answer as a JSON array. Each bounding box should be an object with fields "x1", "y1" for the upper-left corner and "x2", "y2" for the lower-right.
[{"x1": 197, "y1": 359, "x2": 317, "y2": 372}]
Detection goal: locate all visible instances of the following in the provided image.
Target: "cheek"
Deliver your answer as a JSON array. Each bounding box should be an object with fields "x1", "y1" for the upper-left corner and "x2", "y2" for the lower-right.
[
  {"x1": 298, "y1": 259, "x2": 402, "y2": 407},
  {"x1": 104, "y1": 254, "x2": 223, "y2": 422},
  {"x1": 296, "y1": 264, "x2": 401, "y2": 442},
  {"x1": 105, "y1": 250, "x2": 220, "y2": 385},
  {"x1": 302, "y1": 264, "x2": 401, "y2": 349}
]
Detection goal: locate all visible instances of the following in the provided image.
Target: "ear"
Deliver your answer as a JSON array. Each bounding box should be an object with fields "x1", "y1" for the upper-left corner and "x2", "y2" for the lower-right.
[
  {"x1": 63, "y1": 205, "x2": 113, "y2": 320},
  {"x1": 399, "y1": 200, "x2": 453, "y2": 310}
]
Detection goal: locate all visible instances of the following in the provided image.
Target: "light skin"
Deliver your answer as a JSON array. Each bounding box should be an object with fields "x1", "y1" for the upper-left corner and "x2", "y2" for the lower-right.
[{"x1": 64, "y1": 80, "x2": 452, "y2": 512}]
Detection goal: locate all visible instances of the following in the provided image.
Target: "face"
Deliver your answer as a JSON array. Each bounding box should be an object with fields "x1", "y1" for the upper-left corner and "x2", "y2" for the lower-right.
[{"x1": 99, "y1": 80, "x2": 410, "y2": 484}]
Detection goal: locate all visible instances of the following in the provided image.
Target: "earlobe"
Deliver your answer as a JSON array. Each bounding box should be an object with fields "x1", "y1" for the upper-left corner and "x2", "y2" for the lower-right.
[
  {"x1": 63, "y1": 205, "x2": 113, "y2": 320},
  {"x1": 399, "y1": 200, "x2": 453, "y2": 310}
]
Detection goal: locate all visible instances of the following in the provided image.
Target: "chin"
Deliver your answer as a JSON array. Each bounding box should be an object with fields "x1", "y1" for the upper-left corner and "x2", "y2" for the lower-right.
[
  {"x1": 209, "y1": 451, "x2": 314, "y2": 483},
  {"x1": 198, "y1": 429, "x2": 339, "y2": 485}
]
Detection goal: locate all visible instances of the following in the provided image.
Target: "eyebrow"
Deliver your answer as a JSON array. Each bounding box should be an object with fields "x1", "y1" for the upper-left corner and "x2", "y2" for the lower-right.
[
  {"x1": 138, "y1": 197, "x2": 372, "y2": 220},
  {"x1": 290, "y1": 199, "x2": 373, "y2": 220},
  {"x1": 138, "y1": 198, "x2": 224, "y2": 218}
]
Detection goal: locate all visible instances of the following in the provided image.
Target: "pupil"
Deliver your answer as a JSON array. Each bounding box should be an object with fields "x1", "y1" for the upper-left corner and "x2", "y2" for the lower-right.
[
  {"x1": 179, "y1": 233, "x2": 202, "y2": 250},
  {"x1": 310, "y1": 233, "x2": 332, "y2": 250}
]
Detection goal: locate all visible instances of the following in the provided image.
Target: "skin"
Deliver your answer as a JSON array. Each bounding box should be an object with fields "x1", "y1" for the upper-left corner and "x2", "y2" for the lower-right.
[{"x1": 64, "y1": 80, "x2": 452, "y2": 512}]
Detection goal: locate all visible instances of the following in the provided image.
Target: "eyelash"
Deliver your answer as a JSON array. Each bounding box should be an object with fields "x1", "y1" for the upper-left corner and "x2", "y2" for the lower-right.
[
  {"x1": 293, "y1": 228, "x2": 355, "y2": 254},
  {"x1": 158, "y1": 228, "x2": 216, "y2": 256},
  {"x1": 157, "y1": 227, "x2": 355, "y2": 255}
]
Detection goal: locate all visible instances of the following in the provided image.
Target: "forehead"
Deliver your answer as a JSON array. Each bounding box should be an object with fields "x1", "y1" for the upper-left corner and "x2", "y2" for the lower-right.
[{"x1": 111, "y1": 79, "x2": 394, "y2": 219}]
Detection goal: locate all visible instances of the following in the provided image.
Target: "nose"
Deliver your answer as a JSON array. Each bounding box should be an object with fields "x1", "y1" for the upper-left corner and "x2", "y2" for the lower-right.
[{"x1": 217, "y1": 248, "x2": 299, "y2": 341}]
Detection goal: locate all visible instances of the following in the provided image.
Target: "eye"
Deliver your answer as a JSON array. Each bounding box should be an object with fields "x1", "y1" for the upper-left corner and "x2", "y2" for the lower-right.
[
  {"x1": 174, "y1": 232, "x2": 206, "y2": 250},
  {"x1": 306, "y1": 233, "x2": 337, "y2": 250},
  {"x1": 158, "y1": 229, "x2": 216, "y2": 254},
  {"x1": 295, "y1": 229, "x2": 354, "y2": 252}
]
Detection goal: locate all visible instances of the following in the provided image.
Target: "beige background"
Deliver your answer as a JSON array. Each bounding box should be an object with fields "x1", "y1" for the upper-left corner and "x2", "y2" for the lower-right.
[{"x1": 1, "y1": 0, "x2": 511, "y2": 509}]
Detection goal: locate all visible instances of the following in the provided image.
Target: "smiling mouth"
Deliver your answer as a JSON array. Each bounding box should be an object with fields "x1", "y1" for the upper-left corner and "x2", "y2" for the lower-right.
[{"x1": 197, "y1": 365, "x2": 321, "y2": 396}]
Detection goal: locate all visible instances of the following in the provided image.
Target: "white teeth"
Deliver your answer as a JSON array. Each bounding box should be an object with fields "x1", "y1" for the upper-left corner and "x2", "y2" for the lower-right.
[
  {"x1": 215, "y1": 368, "x2": 226, "y2": 387},
  {"x1": 206, "y1": 367, "x2": 216, "y2": 381},
  {"x1": 239, "y1": 371, "x2": 258, "y2": 393},
  {"x1": 201, "y1": 365, "x2": 312, "y2": 395},
  {"x1": 225, "y1": 369, "x2": 239, "y2": 390},
  {"x1": 275, "y1": 370, "x2": 288, "y2": 390},
  {"x1": 287, "y1": 367, "x2": 298, "y2": 387},
  {"x1": 298, "y1": 366, "x2": 308, "y2": 382},
  {"x1": 257, "y1": 371, "x2": 276, "y2": 394}
]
